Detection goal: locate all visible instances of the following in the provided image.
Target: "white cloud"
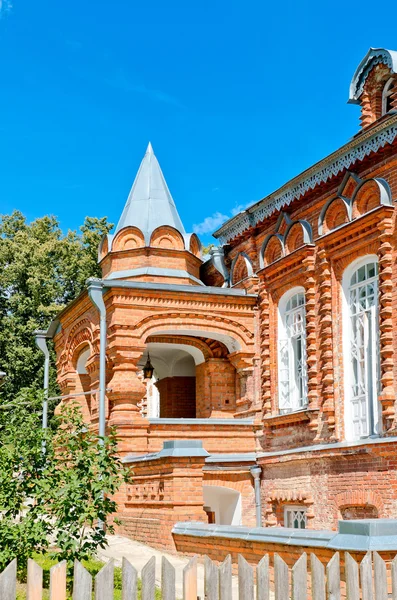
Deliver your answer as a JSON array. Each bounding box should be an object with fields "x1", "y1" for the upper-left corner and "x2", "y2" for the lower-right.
[
  {"x1": 0, "y1": 0, "x2": 12, "y2": 16},
  {"x1": 193, "y1": 212, "x2": 229, "y2": 235},
  {"x1": 231, "y1": 204, "x2": 246, "y2": 216}
]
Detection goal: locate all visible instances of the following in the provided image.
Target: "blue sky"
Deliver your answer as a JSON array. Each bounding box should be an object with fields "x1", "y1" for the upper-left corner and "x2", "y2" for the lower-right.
[{"x1": 1, "y1": 1, "x2": 397, "y2": 245}]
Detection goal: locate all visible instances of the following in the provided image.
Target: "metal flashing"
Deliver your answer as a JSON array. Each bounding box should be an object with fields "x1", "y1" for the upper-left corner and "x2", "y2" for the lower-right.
[
  {"x1": 256, "y1": 434, "x2": 397, "y2": 460},
  {"x1": 205, "y1": 453, "x2": 257, "y2": 463},
  {"x1": 115, "y1": 142, "x2": 186, "y2": 243},
  {"x1": 149, "y1": 418, "x2": 255, "y2": 426},
  {"x1": 101, "y1": 279, "x2": 256, "y2": 297},
  {"x1": 349, "y1": 48, "x2": 397, "y2": 103},
  {"x1": 172, "y1": 519, "x2": 397, "y2": 552},
  {"x1": 123, "y1": 440, "x2": 210, "y2": 464}
]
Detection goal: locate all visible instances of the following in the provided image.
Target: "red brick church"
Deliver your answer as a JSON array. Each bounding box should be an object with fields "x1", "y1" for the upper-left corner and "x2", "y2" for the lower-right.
[{"x1": 47, "y1": 47, "x2": 397, "y2": 549}]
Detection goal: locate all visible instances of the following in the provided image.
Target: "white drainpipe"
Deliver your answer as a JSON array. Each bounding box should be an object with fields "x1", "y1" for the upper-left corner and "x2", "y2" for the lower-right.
[{"x1": 250, "y1": 465, "x2": 262, "y2": 527}]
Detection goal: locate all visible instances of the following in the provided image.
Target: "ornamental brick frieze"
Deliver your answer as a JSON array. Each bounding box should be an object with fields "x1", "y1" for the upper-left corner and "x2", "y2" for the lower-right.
[
  {"x1": 264, "y1": 490, "x2": 315, "y2": 527},
  {"x1": 130, "y1": 312, "x2": 255, "y2": 347},
  {"x1": 105, "y1": 290, "x2": 255, "y2": 314}
]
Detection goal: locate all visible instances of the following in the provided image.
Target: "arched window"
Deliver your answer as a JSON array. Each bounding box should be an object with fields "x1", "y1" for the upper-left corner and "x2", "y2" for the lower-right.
[
  {"x1": 278, "y1": 288, "x2": 308, "y2": 413},
  {"x1": 343, "y1": 257, "x2": 380, "y2": 440},
  {"x1": 382, "y1": 77, "x2": 395, "y2": 115}
]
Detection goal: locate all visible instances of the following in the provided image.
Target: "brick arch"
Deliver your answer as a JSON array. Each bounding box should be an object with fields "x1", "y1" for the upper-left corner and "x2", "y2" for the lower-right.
[
  {"x1": 260, "y1": 234, "x2": 284, "y2": 268},
  {"x1": 319, "y1": 196, "x2": 350, "y2": 235},
  {"x1": 333, "y1": 242, "x2": 379, "y2": 280},
  {"x1": 284, "y1": 222, "x2": 304, "y2": 254},
  {"x1": 112, "y1": 226, "x2": 145, "y2": 251},
  {"x1": 150, "y1": 226, "x2": 185, "y2": 250},
  {"x1": 203, "y1": 474, "x2": 250, "y2": 494},
  {"x1": 352, "y1": 178, "x2": 392, "y2": 218},
  {"x1": 135, "y1": 313, "x2": 254, "y2": 353},
  {"x1": 146, "y1": 335, "x2": 228, "y2": 360},
  {"x1": 334, "y1": 490, "x2": 384, "y2": 516},
  {"x1": 189, "y1": 234, "x2": 201, "y2": 258},
  {"x1": 65, "y1": 318, "x2": 95, "y2": 370},
  {"x1": 231, "y1": 252, "x2": 254, "y2": 285}
]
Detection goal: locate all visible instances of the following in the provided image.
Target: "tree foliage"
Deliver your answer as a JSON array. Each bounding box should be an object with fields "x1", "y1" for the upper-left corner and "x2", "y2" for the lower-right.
[
  {"x1": 0, "y1": 389, "x2": 130, "y2": 572},
  {"x1": 0, "y1": 211, "x2": 113, "y2": 400}
]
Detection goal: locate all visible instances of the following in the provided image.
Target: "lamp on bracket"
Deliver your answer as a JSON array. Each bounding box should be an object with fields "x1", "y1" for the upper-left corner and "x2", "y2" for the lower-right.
[{"x1": 143, "y1": 354, "x2": 154, "y2": 380}]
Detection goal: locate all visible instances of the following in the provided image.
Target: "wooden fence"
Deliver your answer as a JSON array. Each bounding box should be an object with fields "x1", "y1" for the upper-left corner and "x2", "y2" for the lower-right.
[{"x1": 0, "y1": 551, "x2": 396, "y2": 599}]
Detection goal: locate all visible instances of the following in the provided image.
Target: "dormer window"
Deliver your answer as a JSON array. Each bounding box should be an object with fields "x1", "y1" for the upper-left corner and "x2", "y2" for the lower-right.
[{"x1": 382, "y1": 77, "x2": 395, "y2": 115}]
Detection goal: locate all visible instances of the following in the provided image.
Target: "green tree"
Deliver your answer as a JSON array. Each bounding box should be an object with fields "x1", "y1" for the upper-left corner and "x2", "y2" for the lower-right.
[
  {"x1": 0, "y1": 390, "x2": 130, "y2": 572},
  {"x1": 0, "y1": 211, "x2": 113, "y2": 401}
]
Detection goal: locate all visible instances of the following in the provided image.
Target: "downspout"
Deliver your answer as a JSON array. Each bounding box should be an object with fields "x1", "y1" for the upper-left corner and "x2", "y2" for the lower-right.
[
  {"x1": 34, "y1": 330, "x2": 50, "y2": 430},
  {"x1": 87, "y1": 278, "x2": 106, "y2": 443},
  {"x1": 250, "y1": 465, "x2": 262, "y2": 527}
]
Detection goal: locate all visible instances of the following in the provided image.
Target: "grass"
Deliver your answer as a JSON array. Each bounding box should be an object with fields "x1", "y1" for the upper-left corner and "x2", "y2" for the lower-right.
[{"x1": 15, "y1": 553, "x2": 162, "y2": 599}]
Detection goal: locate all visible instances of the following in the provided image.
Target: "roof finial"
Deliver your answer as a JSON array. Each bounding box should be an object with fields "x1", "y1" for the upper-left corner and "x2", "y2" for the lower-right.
[{"x1": 146, "y1": 141, "x2": 153, "y2": 155}]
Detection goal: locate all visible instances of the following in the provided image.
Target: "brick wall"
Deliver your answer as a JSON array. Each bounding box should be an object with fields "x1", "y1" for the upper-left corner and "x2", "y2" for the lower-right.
[
  {"x1": 196, "y1": 359, "x2": 236, "y2": 418},
  {"x1": 114, "y1": 455, "x2": 208, "y2": 550},
  {"x1": 259, "y1": 441, "x2": 397, "y2": 530},
  {"x1": 156, "y1": 376, "x2": 196, "y2": 418}
]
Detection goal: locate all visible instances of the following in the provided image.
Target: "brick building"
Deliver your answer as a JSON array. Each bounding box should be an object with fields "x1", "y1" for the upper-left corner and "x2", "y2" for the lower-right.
[{"x1": 45, "y1": 47, "x2": 397, "y2": 549}]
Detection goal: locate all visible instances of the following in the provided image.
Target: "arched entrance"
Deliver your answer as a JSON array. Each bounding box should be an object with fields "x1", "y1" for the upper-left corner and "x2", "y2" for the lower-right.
[
  {"x1": 203, "y1": 485, "x2": 242, "y2": 525},
  {"x1": 138, "y1": 334, "x2": 239, "y2": 419}
]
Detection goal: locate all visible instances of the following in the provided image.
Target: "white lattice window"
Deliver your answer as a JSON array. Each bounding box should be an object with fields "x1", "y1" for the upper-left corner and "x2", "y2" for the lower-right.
[
  {"x1": 284, "y1": 506, "x2": 307, "y2": 529},
  {"x1": 278, "y1": 289, "x2": 308, "y2": 413},
  {"x1": 344, "y1": 258, "x2": 380, "y2": 441}
]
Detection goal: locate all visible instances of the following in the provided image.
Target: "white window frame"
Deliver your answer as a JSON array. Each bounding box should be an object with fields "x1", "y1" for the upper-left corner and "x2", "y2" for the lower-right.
[
  {"x1": 342, "y1": 255, "x2": 381, "y2": 441},
  {"x1": 278, "y1": 286, "x2": 308, "y2": 413},
  {"x1": 284, "y1": 506, "x2": 307, "y2": 529},
  {"x1": 382, "y1": 77, "x2": 395, "y2": 115}
]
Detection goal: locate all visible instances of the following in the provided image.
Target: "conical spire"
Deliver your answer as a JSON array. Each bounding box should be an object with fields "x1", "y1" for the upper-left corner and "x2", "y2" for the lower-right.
[{"x1": 115, "y1": 143, "x2": 186, "y2": 240}]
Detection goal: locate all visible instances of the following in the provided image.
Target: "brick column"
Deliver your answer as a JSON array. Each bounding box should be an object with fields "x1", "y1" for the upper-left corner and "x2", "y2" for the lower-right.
[
  {"x1": 377, "y1": 217, "x2": 395, "y2": 430},
  {"x1": 302, "y1": 252, "x2": 319, "y2": 432},
  {"x1": 318, "y1": 248, "x2": 336, "y2": 438},
  {"x1": 107, "y1": 345, "x2": 149, "y2": 455}
]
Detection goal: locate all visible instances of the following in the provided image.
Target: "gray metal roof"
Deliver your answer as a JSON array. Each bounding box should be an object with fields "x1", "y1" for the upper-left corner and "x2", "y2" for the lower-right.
[
  {"x1": 349, "y1": 47, "x2": 397, "y2": 103},
  {"x1": 115, "y1": 142, "x2": 186, "y2": 241}
]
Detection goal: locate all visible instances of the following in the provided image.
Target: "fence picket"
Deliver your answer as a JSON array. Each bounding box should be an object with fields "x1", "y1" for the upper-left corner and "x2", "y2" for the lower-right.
[
  {"x1": 95, "y1": 559, "x2": 114, "y2": 600},
  {"x1": 326, "y1": 553, "x2": 340, "y2": 600},
  {"x1": 73, "y1": 560, "x2": 93, "y2": 600},
  {"x1": 162, "y1": 556, "x2": 176, "y2": 600},
  {"x1": 311, "y1": 554, "x2": 325, "y2": 600},
  {"x1": 122, "y1": 557, "x2": 138, "y2": 600},
  {"x1": 292, "y1": 553, "x2": 307, "y2": 600},
  {"x1": 219, "y1": 554, "x2": 232, "y2": 600},
  {"x1": 27, "y1": 559, "x2": 43, "y2": 600},
  {"x1": 239, "y1": 554, "x2": 254, "y2": 600},
  {"x1": 49, "y1": 560, "x2": 67, "y2": 600},
  {"x1": 345, "y1": 553, "x2": 359, "y2": 600},
  {"x1": 274, "y1": 554, "x2": 289, "y2": 600},
  {"x1": 256, "y1": 555, "x2": 269, "y2": 600},
  {"x1": 183, "y1": 556, "x2": 197, "y2": 600},
  {"x1": 360, "y1": 553, "x2": 373, "y2": 600},
  {"x1": 0, "y1": 558, "x2": 16, "y2": 600},
  {"x1": 373, "y1": 552, "x2": 387, "y2": 600},
  {"x1": 141, "y1": 556, "x2": 156, "y2": 600},
  {"x1": 205, "y1": 556, "x2": 219, "y2": 600},
  {"x1": 391, "y1": 555, "x2": 397, "y2": 600}
]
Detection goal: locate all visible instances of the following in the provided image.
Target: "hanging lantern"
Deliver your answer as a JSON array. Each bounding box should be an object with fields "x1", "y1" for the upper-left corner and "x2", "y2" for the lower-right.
[{"x1": 143, "y1": 354, "x2": 154, "y2": 380}]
